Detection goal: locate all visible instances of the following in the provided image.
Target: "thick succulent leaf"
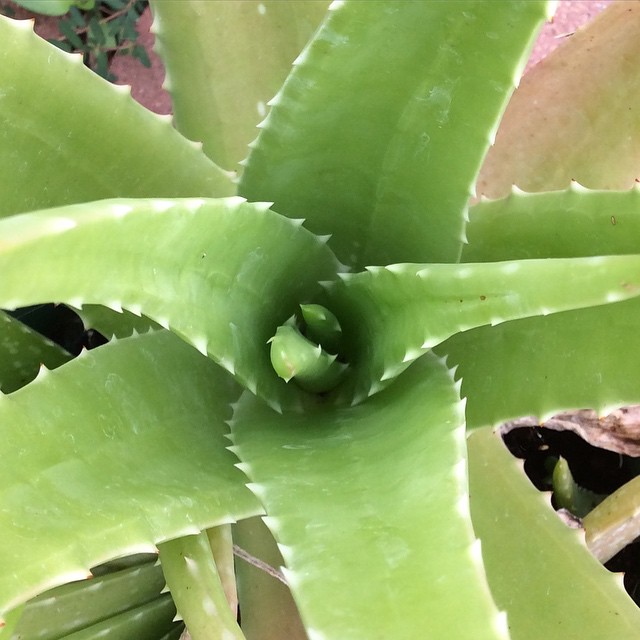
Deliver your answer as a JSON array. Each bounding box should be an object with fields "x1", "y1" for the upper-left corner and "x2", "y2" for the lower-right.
[
  {"x1": 441, "y1": 298, "x2": 640, "y2": 430},
  {"x1": 0, "y1": 197, "x2": 342, "y2": 410},
  {"x1": 443, "y1": 187, "x2": 640, "y2": 428},
  {"x1": 0, "y1": 330, "x2": 261, "y2": 617},
  {"x1": 0, "y1": 310, "x2": 71, "y2": 393},
  {"x1": 468, "y1": 427, "x2": 640, "y2": 639},
  {"x1": 326, "y1": 255, "x2": 640, "y2": 403},
  {"x1": 11, "y1": 562, "x2": 165, "y2": 640},
  {"x1": 61, "y1": 593, "x2": 178, "y2": 639},
  {"x1": 158, "y1": 532, "x2": 244, "y2": 640},
  {"x1": 77, "y1": 304, "x2": 160, "y2": 340},
  {"x1": 464, "y1": 186, "x2": 640, "y2": 262},
  {"x1": 477, "y1": 2, "x2": 640, "y2": 198},
  {"x1": 0, "y1": 15, "x2": 233, "y2": 219},
  {"x1": 151, "y1": 0, "x2": 329, "y2": 171},
  {"x1": 234, "y1": 517, "x2": 307, "y2": 640},
  {"x1": 230, "y1": 354, "x2": 506, "y2": 640},
  {"x1": 239, "y1": 0, "x2": 552, "y2": 269}
]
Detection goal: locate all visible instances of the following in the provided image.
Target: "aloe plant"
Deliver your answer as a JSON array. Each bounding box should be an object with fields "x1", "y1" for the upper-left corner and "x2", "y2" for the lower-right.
[{"x1": 2, "y1": 1, "x2": 640, "y2": 638}]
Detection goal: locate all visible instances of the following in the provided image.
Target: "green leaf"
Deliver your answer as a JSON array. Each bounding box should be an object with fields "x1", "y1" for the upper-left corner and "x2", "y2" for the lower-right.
[
  {"x1": 0, "y1": 15, "x2": 233, "y2": 219},
  {"x1": 12, "y1": 561, "x2": 166, "y2": 639},
  {"x1": 58, "y1": 18, "x2": 85, "y2": 49},
  {"x1": 0, "y1": 330, "x2": 261, "y2": 616},
  {"x1": 468, "y1": 427, "x2": 640, "y2": 639},
  {"x1": 326, "y1": 255, "x2": 640, "y2": 403},
  {"x1": 0, "y1": 310, "x2": 71, "y2": 393},
  {"x1": 478, "y1": 3, "x2": 640, "y2": 198},
  {"x1": 11, "y1": 0, "x2": 77, "y2": 16},
  {"x1": 583, "y1": 475, "x2": 640, "y2": 564},
  {"x1": 133, "y1": 43, "x2": 151, "y2": 68},
  {"x1": 76, "y1": 304, "x2": 160, "y2": 340},
  {"x1": 61, "y1": 593, "x2": 178, "y2": 639},
  {"x1": 230, "y1": 355, "x2": 506, "y2": 640},
  {"x1": 239, "y1": 0, "x2": 552, "y2": 269},
  {"x1": 151, "y1": 0, "x2": 329, "y2": 171},
  {"x1": 0, "y1": 197, "x2": 342, "y2": 410},
  {"x1": 440, "y1": 297, "x2": 640, "y2": 430},
  {"x1": 464, "y1": 187, "x2": 640, "y2": 262},
  {"x1": 443, "y1": 187, "x2": 640, "y2": 428},
  {"x1": 158, "y1": 532, "x2": 244, "y2": 640}
]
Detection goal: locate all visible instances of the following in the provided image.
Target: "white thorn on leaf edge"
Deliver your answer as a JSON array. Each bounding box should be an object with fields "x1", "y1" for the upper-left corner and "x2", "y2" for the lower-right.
[{"x1": 456, "y1": 493, "x2": 471, "y2": 521}]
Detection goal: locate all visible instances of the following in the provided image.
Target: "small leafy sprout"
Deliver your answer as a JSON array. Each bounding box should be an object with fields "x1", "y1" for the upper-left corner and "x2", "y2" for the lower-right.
[{"x1": 269, "y1": 306, "x2": 347, "y2": 394}]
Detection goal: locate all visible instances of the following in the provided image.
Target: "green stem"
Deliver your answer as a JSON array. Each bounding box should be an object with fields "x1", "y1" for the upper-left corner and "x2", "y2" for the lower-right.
[
  {"x1": 583, "y1": 475, "x2": 640, "y2": 563},
  {"x1": 206, "y1": 525, "x2": 237, "y2": 617},
  {"x1": 158, "y1": 533, "x2": 245, "y2": 640}
]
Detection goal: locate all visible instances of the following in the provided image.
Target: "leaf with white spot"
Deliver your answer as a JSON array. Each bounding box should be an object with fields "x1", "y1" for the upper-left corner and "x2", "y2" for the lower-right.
[
  {"x1": 239, "y1": 0, "x2": 552, "y2": 269},
  {"x1": 0, "y1": 198, "x2": 342, "y2": 410},
  {"x1": 152, "y1": 0, "x2": 329, "y2": 170},
  {"x1": 59, "y1": 593, "x2": 178, "y2": 639},
  {"x1": 0, "y1": 330, "x2": 261, "y2": 617},
  {"x1": 326, "y1": 255, "x2": 640, "y2": 403},
  {"x1": 158, "y1": 532, "x2": 244, "y2": 640},
  {"x1": 11, "y1": 561, "x2": 165, "y2": 640},
  {"x1": 0, "y1": 16, "x2": 233, "y2": 219},
  {"x1": 230, "y1": 354, "x2": 506, "y2": 639},
  {"x1": 468, "y1": 427, "x2": 640, "y2": 639},
  {"x1": 441, "y1": 188, "x2": 640, "y2": 428}
]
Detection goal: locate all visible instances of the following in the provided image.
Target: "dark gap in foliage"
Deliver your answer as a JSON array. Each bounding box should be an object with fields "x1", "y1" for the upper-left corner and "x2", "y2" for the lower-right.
[
  {"x1": 8, "y1": 303, "x2": 108, "y2": 355},
  {"x1": 503, "y1": 426, "x2": 640, "y2": 607}
]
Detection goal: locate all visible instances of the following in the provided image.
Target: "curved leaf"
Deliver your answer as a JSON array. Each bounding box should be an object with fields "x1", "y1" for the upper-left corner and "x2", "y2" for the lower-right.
[
  {"x1": 61, "y1": 593, "x2": 178, "y2": 639},
  {"x1": 77, "y1": 304, "x2": 161, "y2": 340},
  {"x1": 464, "y1": 186, "x2": 640, "y2": 262},
  {"x1": 440, "y1": 298, "x2": 640, "y2": 430},
  {"x1": 240, "y1": 0, "x2": 552, "y2": 269},
  {"x1": 446, "y1": 186, "x2": 640, "y2": 429},
  {"x1": 12, "y1": 561, "x2": 165, "y2": 640},
  {"x1": 326, "y1": 255, "x2": 640, "y2": 403},
  {"x1": 0, "y1": 15, "x2": 233, "y2": 219},
  {"x1": 0, "y1": 330, "x2": 261, "y2": 616},
  {"x1": 230, "y1": 355, "x2": 506, "y2": 640},
  {"x1": 151, "y1": 0, "x2": 329, "y2": 171},
  {"x1": 468, "y1": 427, "x2": 640, "y2": 639},
  {"x1": 0, "y1": 197, "x2": 343, "y2": 410},
  {"x1": 477, "y1": 2, "x2": 640, "y2": 198}
]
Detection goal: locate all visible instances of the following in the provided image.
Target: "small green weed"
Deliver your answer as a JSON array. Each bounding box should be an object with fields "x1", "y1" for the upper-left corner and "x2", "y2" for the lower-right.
[{"x1": 1, "y1": 0, "x2": 150, "y2": 81}]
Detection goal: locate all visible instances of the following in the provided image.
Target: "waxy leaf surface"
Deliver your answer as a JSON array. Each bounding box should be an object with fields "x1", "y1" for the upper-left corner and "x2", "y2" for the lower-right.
[
  {"x1": 469, "y1": 427, "x2": 640, "y2": 639},
  {"x1": 152, "y1": 0, "x2": 328, "y2": 171},
  {"x1": 0, "y1": 331, "x2": 260, "y2": 616},
  {"x1": 230, "y1": 355, "x2": 506, "y2": 640},
  {"x1": 240, "y1": 0, "x2": 552, "y2": 269},
  {"x1": 0, "y1": 198, "x2": 342, "y2": 410},
  {"x1": 0, "y1": 15, "x2": 233, "y2": 219}
]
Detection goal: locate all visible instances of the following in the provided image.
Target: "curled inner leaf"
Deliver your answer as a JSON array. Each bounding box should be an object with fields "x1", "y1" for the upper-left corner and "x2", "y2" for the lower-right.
[{"x1": 269, "y1": 316, "x2": 347, "y2": 394}]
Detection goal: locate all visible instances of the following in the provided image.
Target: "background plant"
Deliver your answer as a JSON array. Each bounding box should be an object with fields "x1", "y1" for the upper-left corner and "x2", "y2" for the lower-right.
[
  {"x1": 1, "y1": 0, "x2": 149, "y2": 80},
  {"x1": 1, "y1": 2, "x2": 640, "y2": 639}
]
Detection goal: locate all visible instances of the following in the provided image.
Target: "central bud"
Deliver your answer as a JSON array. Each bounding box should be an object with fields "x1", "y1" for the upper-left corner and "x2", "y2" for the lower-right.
[{"x1": 269, "y1": 304, "x2": 347, "y2": 394}]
